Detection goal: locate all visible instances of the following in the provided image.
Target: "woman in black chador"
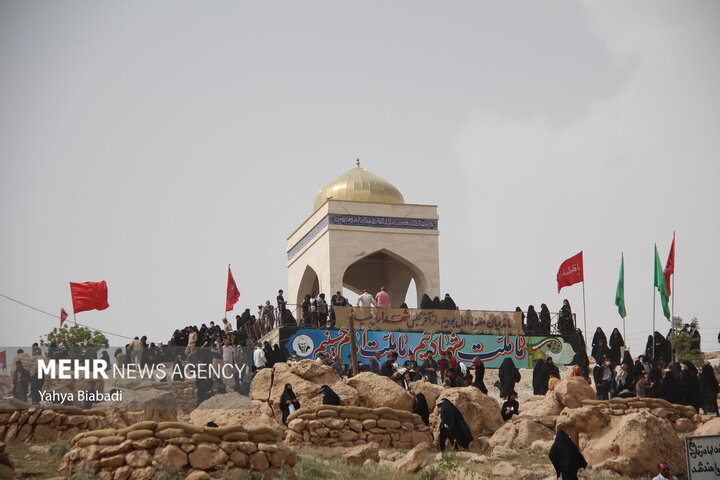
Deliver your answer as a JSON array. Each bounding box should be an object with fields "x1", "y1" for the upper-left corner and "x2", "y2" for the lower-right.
[
  {"x1": 413, "y1": 393, "x2": 430, "y2": 426},
  {"x1": 279, "y1": 384, "x2": 300, "y2": 425},
  {"x1": 680, "y1": 361, "x2": 701, "y2": 410},
  {"x1": 472, "y1": 357, "x2": 488, "y2": 394},
  {"x1": 515, "y1": 307, "x2": 525, "y2": 332},
  {"x1": 591, "y1": 327, "x2": 608, "y2": 363},
  {"x1": 437, "y1": 398, "x2": 473, "y2": 451},
  {"x1": 660, "y1": 368, "x2": 682, "y2": 404},
  {"x1": 420, "y1": 294, "x2": 433, "y2": 309},
  {"x1": 539, "y1": 303, "x2": 552, "y2": 335},
  {"x1": 559, "y1": 299, "x2": 574, "y2": 334},
  {"x1": 549, "y1": 430, "x2": 588, "y2": 480},
  {"x1": 699, "y1": 363, "x2": 719, "y2": 415},
  {"x1": 539, "y1": 304, "x2": 552, "y2": 335},
  {"x1": 318, "y1": 385, "x2": 341, "y2": 405},
  {"x1": 498, "y1": 357, "x2": 521, "y2": 399},
  {"x1": 532, "y1": 359, "x2": 549, "y2": 395},
  {"x1": 608, "y1": 328, "x2": 624, "y2": 365},
  {"x1": 525, "y1": 306, "x2": 539, "y2": 334}
]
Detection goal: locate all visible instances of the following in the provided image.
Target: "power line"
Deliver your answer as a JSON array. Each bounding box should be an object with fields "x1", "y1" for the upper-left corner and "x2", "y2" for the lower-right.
[{"x1": 0, "y1": 291, "x2": 134, "y2": 341}]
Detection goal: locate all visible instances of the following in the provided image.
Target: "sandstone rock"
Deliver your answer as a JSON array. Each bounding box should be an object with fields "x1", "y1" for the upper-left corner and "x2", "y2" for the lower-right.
[
  {"x1": 490, "y1": 445, "x2": 516, "y2": 458},
  {"x1": 100, "y1": 454, "x2": 125, "y2": 469},
  {"x1": 128, "y1": 466, "x2": 156, "y2": 480},
  {"x1": 347, "y1": 373, "x2": 414, "y2": 411},
  {"x1": 251, "y1": 361, "x2": 357, "y2": 423},
  {"x1": 428, "y1": 386, "x2": 503, "y2": 449},
  {"x1": 230, "y1": 449, "x2": 249, "y2": 468},
  {"x1": 184, "y1": 471, "x2": 212, "y2": 480},
  {"x1": 154, "y1": 444, "x2": 188, "y2": 469},
  {"x1": 582, "y1": 410, "x2": 684, "y2": 477},
  {"x1": 189, "y1": 405, "x2": 263, "y2": 428},
  {"x1": 250, "y1": 451, "x2": 269, "y2": 470},
  {"x1": 513, "y1": 419, "x2": 555, "y2": 449},
  {"x1": 530, "y1": 439, "x2": 554, "y2": 453},
  {"x1": 393, "y1": 442, "x2": 434, "y2": 472},
  {"x1": 188, "y1": 444, "x2": 229, "y2": 469},
  {"x1": 488, "y1": 422, "x2": 516, "y2": 448},
  {"x1": 342, "y1": 442, "x2": 380, "y2": 465},
  {"x1": 113, "y1": 466, "x2": 133, "y2": 480},
  {"x1": 521, "y1": 394, "x2": 563, "y2": 417},
  {"x1": 694, "y1": 417, "x2": 720, "y2": 436},
  {"x1": 492, "y1": 460, "x2": 517, "y2": 476},
  {"x1": 675, "y1": 417, "x2": 694, "y2": 432},
  {"x1": 555, "y1": 407, "x2": 610, "y2": 444},
  {"x1": 125, "y1": 450, "x2": 153, "y2": 468},
  {"x1": 553, "y1": 377, "x2": 595, "y2": 409}
]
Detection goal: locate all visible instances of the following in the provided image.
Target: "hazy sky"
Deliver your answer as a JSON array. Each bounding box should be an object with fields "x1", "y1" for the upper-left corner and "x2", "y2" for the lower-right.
[{"x1": 1, "y1": 1, "x2": 718, "y2": 356}]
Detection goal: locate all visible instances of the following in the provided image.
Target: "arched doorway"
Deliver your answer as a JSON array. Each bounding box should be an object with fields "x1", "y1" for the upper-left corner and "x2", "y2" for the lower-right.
[
  {"x1": 342, "y1": 249, "x2": 426, "y2": 307},
  {"x1": 296, "y1": 265, "x2": 320, "y2": 307}
]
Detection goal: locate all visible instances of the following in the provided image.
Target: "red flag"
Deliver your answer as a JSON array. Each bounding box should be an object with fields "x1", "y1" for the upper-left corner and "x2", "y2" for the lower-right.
[
  {"x1": 70, "y1": 281, "x2": 109, "y2": 314},
  {"x1": 0, "y1": 350, "x2": 6, "y2": 370},
  {"x1": 60, "y1": 308, "x2": 68, "y2": 327},
  {"x1": 226, "y1": 265, "x2": 241, "y2": 312},
  {"x1": 557, "y1": 251, "x2": 584, "y2": 293},
  {"x1": 664, "y1": 233, "x2": 675, "y2": 296}
]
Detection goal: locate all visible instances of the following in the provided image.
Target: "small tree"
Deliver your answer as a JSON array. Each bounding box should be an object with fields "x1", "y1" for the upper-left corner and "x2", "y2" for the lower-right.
[
  {"x1": 671, "y1": 317, "x2": 705, "y2": 367},
  {"x1": 40, "y1": 325, "x2": 109, "y2": 360}
]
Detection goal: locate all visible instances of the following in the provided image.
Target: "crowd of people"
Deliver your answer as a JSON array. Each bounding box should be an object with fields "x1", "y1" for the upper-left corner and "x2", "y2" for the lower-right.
[{"x1": 518, "y1": 299, "x2": 577, "y2": 335}]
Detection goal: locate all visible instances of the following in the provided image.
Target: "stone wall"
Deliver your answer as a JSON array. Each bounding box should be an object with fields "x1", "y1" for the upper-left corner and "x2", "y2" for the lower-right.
[
  {"x1": 0, "y1": 442, "x2": 13, "y2": 480},
  {"x1": 579, "y1": 397, "x2": 700, "y2": 427},
  {"x1": 0, "y1": 408, "x2": 177, "y2": 443},
  {"x1": 61, "y1": 420, "x2": 296, "y2": 480},
  {"x1": 284, "y1": 405, "x2": 432, "y2": 449}
]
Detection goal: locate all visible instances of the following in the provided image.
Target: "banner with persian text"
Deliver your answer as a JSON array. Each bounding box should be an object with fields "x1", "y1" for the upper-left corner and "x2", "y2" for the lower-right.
[{"x1": 333, "y1": 306, "x2": 523, "y2": 335}]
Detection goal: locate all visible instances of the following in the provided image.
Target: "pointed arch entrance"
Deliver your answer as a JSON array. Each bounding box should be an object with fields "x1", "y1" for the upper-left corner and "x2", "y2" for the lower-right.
[{"x1": 342, "y1": 249, "x2": 428, "y2": 308}]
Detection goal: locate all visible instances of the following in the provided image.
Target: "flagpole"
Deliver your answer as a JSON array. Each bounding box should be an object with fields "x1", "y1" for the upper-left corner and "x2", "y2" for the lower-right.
[
  {"x1": 73, "y1": 313, "x2": 77, "y2": 326},
  {"x1": 581, "y1": 281, "x2": 588, "y2": 349}
]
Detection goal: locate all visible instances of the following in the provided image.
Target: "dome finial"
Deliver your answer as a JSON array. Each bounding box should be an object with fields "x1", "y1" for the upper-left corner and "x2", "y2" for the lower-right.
[{"x1": 356, "y1": 158, "x2": 361, "y2": 167}]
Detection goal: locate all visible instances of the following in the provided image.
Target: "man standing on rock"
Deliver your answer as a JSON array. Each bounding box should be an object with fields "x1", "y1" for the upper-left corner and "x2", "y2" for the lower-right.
[
  {"x1": 651, "y1": 462, "x2": 678, "y2": 480},
  {"x1": 253, "y1": 343, "x2": 266, "y2": 370}
]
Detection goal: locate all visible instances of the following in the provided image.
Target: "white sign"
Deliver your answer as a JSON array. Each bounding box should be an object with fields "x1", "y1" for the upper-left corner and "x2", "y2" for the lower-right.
[
  {"x1": 686, "y1": 435, "x2": 720, "y2": 479},
  {"x1": 292, "y1": 335, "x2": 315, "y2": 358}
]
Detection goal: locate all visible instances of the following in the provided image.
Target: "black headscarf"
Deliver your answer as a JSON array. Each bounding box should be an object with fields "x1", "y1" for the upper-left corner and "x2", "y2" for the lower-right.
[
  {"x1": 441, "y1": 294, "x2": 457, "y2": 310},
  {"x1": 608, "y1": 328, "x2": 624, "y2": 365},
  {"x1": 526, "y1": 306, "x2": 539, "y2": 333},
  {"x1": 413, "y1": 393, "x2": 430, "y2": 426},
  {"x1": 498, "y1": 357, "x2": 521, "y2": 398},
  {"x1": 420, "y1": 294, "x2": 433, "y2": 309},
  {"x1": 432, "y1": 296, "x2": 442, "y2": 309},
  {"x1": 279, "y1": 384, "x2": 300, "y2": 425},
  {"x1": 699, "y1": 363, "x2": 719, "y2": 415},
  {"x1": 549, "y1": 430, "x2": 587, "y2": 480},
  {"x1": 539, "y1": 304, "x2": 552, "y2": 335},
  {"x1": 533, "y1": 359, "x2": 548, "y2": 395},
  {"x1": 437, "y1": 398, "x2": 473, "y2": 450},
  {"x1": 319, "y1": 384, "x2": 341, "y2": 405}
]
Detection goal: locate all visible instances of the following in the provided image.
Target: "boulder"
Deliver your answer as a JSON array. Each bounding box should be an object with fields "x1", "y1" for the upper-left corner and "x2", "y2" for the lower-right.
[
  {"x1": 342, "y1": 442, "x2": 380, "y2": 465},
  {"x1": 694, "y1": 417, "x2": 720, "y2": 436},
  {"x1": 552, "y1": 377, "x2": 595, "y2": 409},
  {"x1": 154, "y1": 444, "x2": 188, "y2": 469},
  {"x1": 190, "y1": 405, "x2": 263, "y2": 428},
  {"x1": 410, "y1": 381, "x2": 445, "y2": 413},
  {"x1": 125, "y1": 450, "x2": 153, "y2": 468},
  {"x1": 582, "y1": 410, "x2": 685, "y2": 477},
  {"x1": 393, "y1": 442, "x2": 434, "y2": 472},
  {"x1": 519, "y1": 394, "x2": 563, "y2": 417},
  {"x1": 512, "y1": 419, "x2": 555, "y2": 450},
  {"x1": 555, "y1": 407, "x2": 610, "y2": 444},
  {"x1": 428, "y1": 387, "x2": 503, "y2": 447},
  {"x1": 488, "y1": 422, "x2": 516, "y2": 449},
  {"x1": 188, "y1": 444, "x2": 229, "y2": 470},
  {"x1": 250, "y1": 361, "x2": 357, "y2": 423},
  {"x1": 491, "y1": 461, "x2": 516, "y2": 477},
  {"x1": 98, "y1": 387, "x2": 173, "y2": 410},
  {"x1": 347, "y1": 373, "x2": 414, "y2": 411}
]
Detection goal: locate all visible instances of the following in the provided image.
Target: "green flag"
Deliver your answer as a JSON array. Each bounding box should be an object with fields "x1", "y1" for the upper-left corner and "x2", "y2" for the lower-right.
[
  {"x1": 615, "y1": 253, "x2": 626, "y2": 319},
  {"x1": 654, "y1": 244, "x2": 671, "y2": 320}
]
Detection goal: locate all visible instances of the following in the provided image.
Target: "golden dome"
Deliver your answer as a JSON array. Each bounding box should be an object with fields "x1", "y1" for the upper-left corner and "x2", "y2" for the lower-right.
[{"x1": 313, "y1": 160, "x2": 405, "y2": 210}]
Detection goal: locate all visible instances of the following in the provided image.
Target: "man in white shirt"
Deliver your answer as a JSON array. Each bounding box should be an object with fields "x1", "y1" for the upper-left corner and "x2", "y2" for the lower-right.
[
  {"x1": 651, "y1": 462, "x2": 678, "y2": 480},
  {"x1": 375, "y1": 287, "x2": 390, "y2": 309},
  {"x1": 253, "y1": 343, "x2": 266, "y2": 369},
  {"x1": 357, "y1": 289, "x2": 376, "y2": 307}
]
